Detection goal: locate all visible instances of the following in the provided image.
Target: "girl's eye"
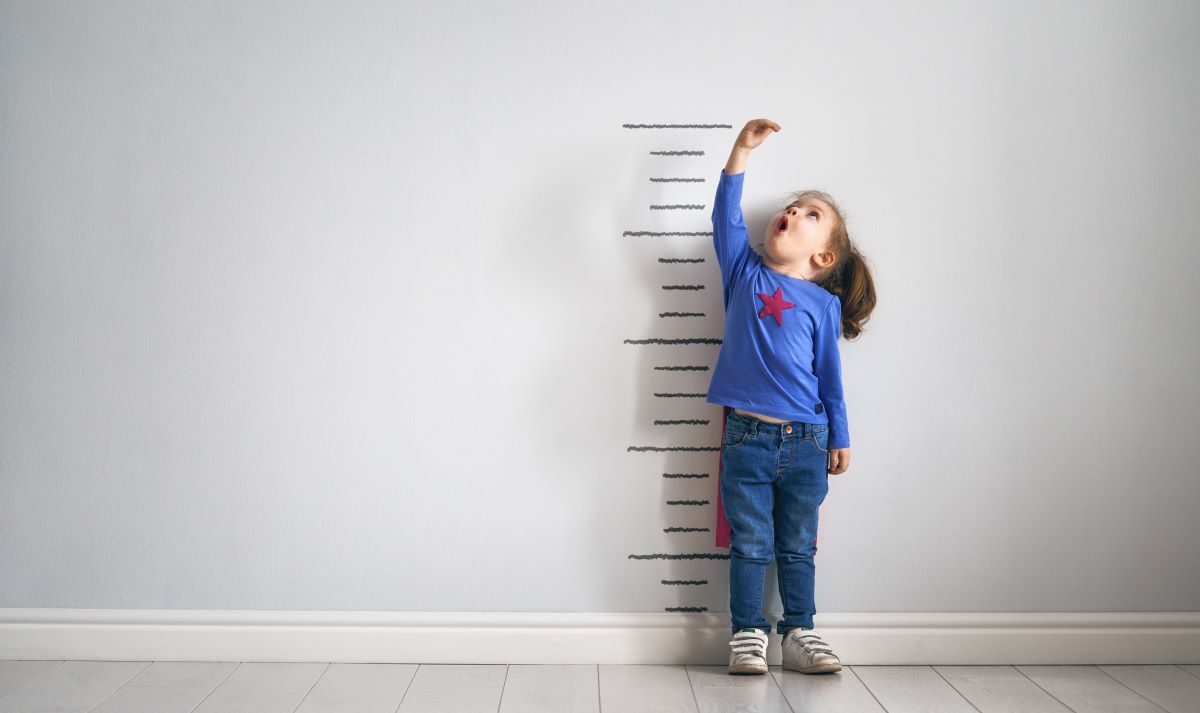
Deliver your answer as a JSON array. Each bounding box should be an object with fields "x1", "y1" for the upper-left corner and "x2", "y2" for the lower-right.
[{"x1": 807, "y1": 211, "x2": 819, "y2": 220}]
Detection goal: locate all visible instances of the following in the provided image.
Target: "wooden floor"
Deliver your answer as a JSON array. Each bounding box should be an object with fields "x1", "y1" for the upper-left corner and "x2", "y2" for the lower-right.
[{"x1": 2, "y1": 661, "x2": 1199, "y2": 712}]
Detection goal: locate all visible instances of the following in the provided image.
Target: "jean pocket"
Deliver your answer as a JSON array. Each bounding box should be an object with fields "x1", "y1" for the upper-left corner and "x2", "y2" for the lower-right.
[
  {"x1": 809, "y1": 425, "x2": 830, "y2": 454},
  {"x1": 723, "y1": 427, "x2": 750, "y2": 449}
]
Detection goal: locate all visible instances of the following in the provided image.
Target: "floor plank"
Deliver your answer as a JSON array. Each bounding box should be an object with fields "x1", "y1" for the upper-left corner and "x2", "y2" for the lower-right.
[
  {"x1": 90, "y1": 661, "x2": 239, "y2": 713},
  {"x1": 387, "y1": 664, "x2": 505, "y2": 713},
  {"x1": 0, "y1": 660, "x2": 63, "y2": 701},
  {"x1": 189, "y1": 662, "x2": 329, "y2": 713},
  {"x1": 932, "y1": 665, "x2": 1073, "y2": 712},
  {"x1": 598, "y1": 665, "x2": 699, "y2": 713},
  {"x1": 770, "y1": 665, "x2": 887, "y2": 712},
  {"x1": 498, "y1": 664, "x2": 599, "y2": 713},
  {"x1": 0, "y1": 661, "x2": 149, "y2": 713},
  {"x1": 847, "y1": 665, "x2": 978, "y2": 712},
  {"x1": 686, "y1": 665, "x2": 793, "y2": 712},
  {"x1": 1095, "y1": 665, "x2": 1200, "y2": 713},
  {"x1": 1016, "y1": 665, "x2": 1166, "y2": 713},
  {"x1": 296, "y1": 662, "x2": 418, "y2": 713}
]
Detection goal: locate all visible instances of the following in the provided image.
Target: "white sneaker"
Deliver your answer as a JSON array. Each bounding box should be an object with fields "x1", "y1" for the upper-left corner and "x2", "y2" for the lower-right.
[
  {"x1": 781, "y1": 627, "x2": 842, "y2": 674},
  {"x1": 728, "y1": 628, "x2": 769, "y2": 675}
]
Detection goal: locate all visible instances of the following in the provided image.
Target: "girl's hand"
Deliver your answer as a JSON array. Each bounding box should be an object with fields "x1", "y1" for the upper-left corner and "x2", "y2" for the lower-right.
[
  {"x1": 735, "y1": 119, "x2": 782, "y2": 151},
  {"x1": 828, "y1": 448, "x2": 851, "y2": 475}
]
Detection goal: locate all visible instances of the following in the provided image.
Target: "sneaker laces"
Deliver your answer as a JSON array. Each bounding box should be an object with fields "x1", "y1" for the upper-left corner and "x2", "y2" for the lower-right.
[
  {"x1": 729, "y1": 629, "x2": 767, "y2": 659},
  {"x1": 788, "y1": 629, "x2": 835, "y2": 655}
]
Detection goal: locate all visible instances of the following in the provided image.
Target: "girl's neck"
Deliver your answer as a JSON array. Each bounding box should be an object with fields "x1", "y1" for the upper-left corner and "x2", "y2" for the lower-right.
[{"x1": 763, "y1": 257, "x2": 811, "y2": 281}]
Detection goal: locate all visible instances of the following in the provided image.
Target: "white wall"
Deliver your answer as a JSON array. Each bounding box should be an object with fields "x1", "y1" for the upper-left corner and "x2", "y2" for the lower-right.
[{"x1": 2, "y1": 0, "x2": 1198, "y2": 616}]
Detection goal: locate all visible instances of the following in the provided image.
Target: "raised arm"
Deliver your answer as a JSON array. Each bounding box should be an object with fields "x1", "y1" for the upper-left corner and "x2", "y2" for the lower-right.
[{"x1": 712, "y1": 120, "x2": 783, "y2": 301}]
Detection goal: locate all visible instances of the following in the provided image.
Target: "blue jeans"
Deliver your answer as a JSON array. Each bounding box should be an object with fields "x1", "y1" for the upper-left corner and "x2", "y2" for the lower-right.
[{"x1": 721, "y1": 410, "x2": 831, "y2": 636}]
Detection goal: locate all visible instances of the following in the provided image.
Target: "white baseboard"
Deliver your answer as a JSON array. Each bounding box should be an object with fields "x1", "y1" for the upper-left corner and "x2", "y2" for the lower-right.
[{"x1": 1, "y1": 609, "x2": 1198, "y2": 665}]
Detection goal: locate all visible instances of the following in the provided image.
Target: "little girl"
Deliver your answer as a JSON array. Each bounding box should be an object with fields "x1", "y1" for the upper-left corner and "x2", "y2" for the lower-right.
[{"x1": 707, "y1": 119, "x2": 877, "y2": 676}]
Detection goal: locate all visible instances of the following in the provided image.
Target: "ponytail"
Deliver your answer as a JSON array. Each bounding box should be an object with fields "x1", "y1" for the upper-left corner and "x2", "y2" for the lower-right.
[{"x1": 815, "y1": 244, "x2": 876, "y2": 340}]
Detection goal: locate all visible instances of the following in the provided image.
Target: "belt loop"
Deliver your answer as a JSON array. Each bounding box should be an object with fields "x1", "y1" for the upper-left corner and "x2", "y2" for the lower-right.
[{"x1": 804, "y1": 423, "x2": 813, "y2": 438}]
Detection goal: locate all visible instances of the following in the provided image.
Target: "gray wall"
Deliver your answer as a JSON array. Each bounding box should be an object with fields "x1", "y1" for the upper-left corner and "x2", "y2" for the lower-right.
[{"x1": 2, "y1": 0, "x2": 1198, "y2": 614}]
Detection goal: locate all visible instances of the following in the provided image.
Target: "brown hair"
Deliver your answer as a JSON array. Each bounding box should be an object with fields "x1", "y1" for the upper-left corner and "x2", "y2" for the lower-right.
[{"x1": 786, "y1": 190, "x2": 877, "y2": 340}]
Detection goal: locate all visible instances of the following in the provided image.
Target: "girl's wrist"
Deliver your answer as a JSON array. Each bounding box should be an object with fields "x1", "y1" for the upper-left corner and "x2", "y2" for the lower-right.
[{"x1": 724, "y1": 146, "x2": 750, "y2": 174}]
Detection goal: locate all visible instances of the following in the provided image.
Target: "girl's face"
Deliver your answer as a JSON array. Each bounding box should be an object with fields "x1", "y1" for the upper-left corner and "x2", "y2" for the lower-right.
[{"x1": 762, "y1": 199, "x2": 836, "y2": 272}]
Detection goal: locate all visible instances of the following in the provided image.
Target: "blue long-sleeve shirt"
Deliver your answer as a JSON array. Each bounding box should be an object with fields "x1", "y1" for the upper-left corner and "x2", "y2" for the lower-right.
[{"x1": 705, "y1": 170, "x2": 851, "y2": 449}]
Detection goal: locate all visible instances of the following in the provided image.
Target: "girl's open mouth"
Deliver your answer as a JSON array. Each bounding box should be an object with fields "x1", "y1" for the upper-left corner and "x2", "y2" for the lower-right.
[{"x1": 777, "y1": 217, "x2": 788, "y2": 232}]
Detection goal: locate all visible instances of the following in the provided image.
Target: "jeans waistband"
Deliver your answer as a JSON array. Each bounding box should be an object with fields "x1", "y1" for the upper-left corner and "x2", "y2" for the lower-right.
[{"x1": 727, "y1": 410, "x2": 827, "y2": 438}]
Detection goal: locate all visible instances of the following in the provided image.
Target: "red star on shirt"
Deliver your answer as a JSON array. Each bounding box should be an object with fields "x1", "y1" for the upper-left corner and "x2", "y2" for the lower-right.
[{"x1": 757, "y1": 286, "x2": 796, "y2": 327}]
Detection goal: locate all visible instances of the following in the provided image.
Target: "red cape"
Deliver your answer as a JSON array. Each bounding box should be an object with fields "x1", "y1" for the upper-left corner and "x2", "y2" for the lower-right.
[{"x1": 715, "y1": 405, "x2": 732, "y2": 548}]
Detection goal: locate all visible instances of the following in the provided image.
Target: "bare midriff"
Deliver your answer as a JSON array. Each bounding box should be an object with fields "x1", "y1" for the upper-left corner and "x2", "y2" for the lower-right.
[{"x1": 732, "y1": 408, "x2": 792, "y2": 424}]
